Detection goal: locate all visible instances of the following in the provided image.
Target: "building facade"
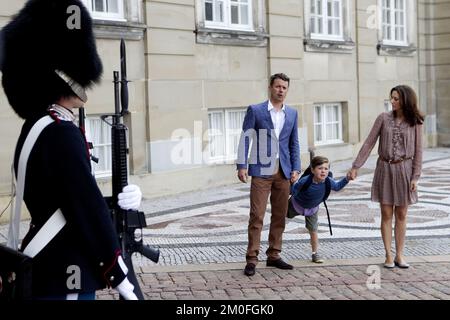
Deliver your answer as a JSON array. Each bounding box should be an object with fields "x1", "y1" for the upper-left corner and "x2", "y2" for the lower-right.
[{"x1": 0, "y1": 0, "x2": 449, "y2": 221}]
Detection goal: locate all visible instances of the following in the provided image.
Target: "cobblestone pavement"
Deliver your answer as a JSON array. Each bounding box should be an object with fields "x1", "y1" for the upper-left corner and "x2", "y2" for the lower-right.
[
  {"x1": 134, "y1": 148, "x2": 450, "y2": 268},
  {"x1": 2, "y1": 148, "x2": 450, "y2": 301},
  {"x1": 111, "y1": 148, "x2": 450, "y2": 300},
  {"x1": 98, "y1": 256, "x2": 450, "y2": 300}
]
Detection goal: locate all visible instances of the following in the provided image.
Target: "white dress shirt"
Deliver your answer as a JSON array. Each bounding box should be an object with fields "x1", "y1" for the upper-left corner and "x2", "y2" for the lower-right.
[
  {"x1": 268, "y1": 101, "x2": 286, "y2": 164},
  {"x1": 268, "y1": 100, "x2": 286, "y2": 140}
]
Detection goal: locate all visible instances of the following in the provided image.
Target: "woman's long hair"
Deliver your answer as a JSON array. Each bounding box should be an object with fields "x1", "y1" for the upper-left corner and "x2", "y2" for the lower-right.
[{"x1": 391, "y1": 85, "x2": 425, "y2": 126}]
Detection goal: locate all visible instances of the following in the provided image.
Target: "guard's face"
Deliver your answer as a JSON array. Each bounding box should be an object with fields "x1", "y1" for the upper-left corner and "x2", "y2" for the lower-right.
[
  {"x1": 71, "y1": 96, "x2": 86, "y2": 109},
  {"x1": 56, "y1": 96, "x2": 85, "y2": 110},
  {"x1": 269, "y1": 79, "x2": 289, "y2": 104}
]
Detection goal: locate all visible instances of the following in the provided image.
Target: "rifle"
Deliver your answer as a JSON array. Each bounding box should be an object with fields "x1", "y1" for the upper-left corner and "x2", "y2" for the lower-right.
[{"x1": 98, "y1": 39, "x2": 159, "y2": 300}]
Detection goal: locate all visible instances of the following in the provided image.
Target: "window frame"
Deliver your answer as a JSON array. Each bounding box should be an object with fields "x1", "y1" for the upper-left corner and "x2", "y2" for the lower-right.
[
  {"x1": 82, "y1": 0, "x2": 126, "y2": 21},
  {"x1": 384, "y1": 100, "x2": 393, "y2": 112},
  {"x1": 84, "y1": 115, "x2": 113, "y2": 177},
  {"x1": 380, "y1": 0, "x2": 408, "y2": 46},
  {"x1": 207, "y1": 108, "x2": 247, "y2": 163},
  {"x1": 310, "y1": 0, "x2": 344, "y2": 41},
  {"x1": 313, "y1": 103, "x2": 344, "y2": 146},
  {"x1": 204, "y1": 0, "x2": 254, "y2": 32}
]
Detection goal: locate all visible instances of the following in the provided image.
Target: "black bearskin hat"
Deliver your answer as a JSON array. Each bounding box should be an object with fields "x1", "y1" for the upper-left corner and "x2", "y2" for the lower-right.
[{"x1": 0, "y1": 0, "x2": 103, "y2": 119}]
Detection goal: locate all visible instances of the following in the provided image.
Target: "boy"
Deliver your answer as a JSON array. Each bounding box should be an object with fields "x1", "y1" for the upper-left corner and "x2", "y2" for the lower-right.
[{"x1": 290, "y1": 156, "x2": 350, "y2": 263}]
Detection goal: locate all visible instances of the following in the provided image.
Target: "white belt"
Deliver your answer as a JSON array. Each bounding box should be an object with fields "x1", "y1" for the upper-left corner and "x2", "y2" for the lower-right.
[
  {"x1": 7, "y1": 115, "x2": 66, "y2": 257},
  {"x1": 22, "y1": 209, "x2": 66, "y2": 258}
]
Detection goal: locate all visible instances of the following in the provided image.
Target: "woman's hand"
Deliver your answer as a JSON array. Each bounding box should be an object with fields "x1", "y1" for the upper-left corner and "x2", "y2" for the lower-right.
[
  {"x1": 411, "y1": 180, "x2": 418, "y2": 192},
  {"x1": 347, "y1": 168, "x2": 358, "y2": 181}
]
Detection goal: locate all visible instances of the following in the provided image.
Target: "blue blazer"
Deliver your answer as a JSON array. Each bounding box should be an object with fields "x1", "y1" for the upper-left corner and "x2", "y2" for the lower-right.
[{"x1": 236, "y1": 101, "x2": 301, "y2": 179}]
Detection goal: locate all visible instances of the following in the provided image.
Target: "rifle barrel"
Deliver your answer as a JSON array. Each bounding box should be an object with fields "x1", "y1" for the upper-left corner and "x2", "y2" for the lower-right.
[{"x1": 120, "y1": 39, "x2": 129, "y2": 114}]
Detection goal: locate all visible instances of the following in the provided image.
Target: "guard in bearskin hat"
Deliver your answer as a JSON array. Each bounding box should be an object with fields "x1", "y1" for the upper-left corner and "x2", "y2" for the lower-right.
[{"x1": 0, "y1": 0, "x2": 141, "y2": 300}]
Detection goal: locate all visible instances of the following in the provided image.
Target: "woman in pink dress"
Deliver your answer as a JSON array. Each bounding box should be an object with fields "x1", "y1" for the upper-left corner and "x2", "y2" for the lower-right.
[{"x1": 348, "y1": 85, "x2": 424, "y2": 269}]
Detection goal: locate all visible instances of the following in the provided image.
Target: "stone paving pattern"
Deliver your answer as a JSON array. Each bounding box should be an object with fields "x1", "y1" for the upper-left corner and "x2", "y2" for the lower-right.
[{"x1": 2, "y1": 148, "x2": 450, "y2": 300}]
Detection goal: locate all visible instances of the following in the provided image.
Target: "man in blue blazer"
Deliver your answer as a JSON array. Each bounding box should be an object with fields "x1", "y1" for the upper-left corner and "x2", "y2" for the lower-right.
[{"x1": 237, "y1": 73, "x2": 301, "y2": 276}]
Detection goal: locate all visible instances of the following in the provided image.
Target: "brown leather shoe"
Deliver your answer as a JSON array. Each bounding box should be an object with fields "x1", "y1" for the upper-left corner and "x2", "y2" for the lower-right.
[
  {"x1": 266, "y1": 258, "x2": 293, "y2": 270},
  {"x1": 244, "y1": 263, "x2": 256, "y2": 276}
]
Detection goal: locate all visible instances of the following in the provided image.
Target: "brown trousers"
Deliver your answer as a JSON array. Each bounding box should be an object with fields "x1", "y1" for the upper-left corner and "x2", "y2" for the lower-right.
[{"x1": 246, "y1": 170, "x2": 290, "y2": 264}]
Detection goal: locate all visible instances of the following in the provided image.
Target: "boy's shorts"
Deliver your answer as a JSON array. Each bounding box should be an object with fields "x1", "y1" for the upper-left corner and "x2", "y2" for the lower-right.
[
  {"x1": 288, "y1": 197, "x2": 319, "y2": 232},
  {"x1": 305, "y1": 212, "x2": 319, "y2": 232}
]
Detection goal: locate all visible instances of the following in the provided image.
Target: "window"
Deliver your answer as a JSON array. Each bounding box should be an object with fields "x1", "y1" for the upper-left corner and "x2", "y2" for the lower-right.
[
  {"x1": 310, "y1": 0, "x2": 344, "y2": 40},
  {"x1": 207, "y1": 109, "x2": 246, "y2": 162},
  {"x1": 82, "y1": 0, "x2": 125, "y2": 21},
  {"x1": 314, "y1": 103, "x2": 343, "y2": 145},
  {"x1": 85, "y1": 116, "x2": 112, "y2": 177},
  {"x1": 384, "y1": 100, "x2": 393, "y2": 112},
  {"x1": 196, "y1": 0, "x2": 267, "y2": 46},
  {"x1": 381, "y1": 0, "x2": 407, "y2": 45},
  {"x1": 204, "y1": 0, "x2": 253, "y2": 31}
]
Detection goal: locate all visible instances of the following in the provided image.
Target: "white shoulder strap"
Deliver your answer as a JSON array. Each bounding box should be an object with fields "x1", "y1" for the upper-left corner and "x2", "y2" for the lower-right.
[{"x1": 7, "y1": 115, "x2": 67, "y2": 258}]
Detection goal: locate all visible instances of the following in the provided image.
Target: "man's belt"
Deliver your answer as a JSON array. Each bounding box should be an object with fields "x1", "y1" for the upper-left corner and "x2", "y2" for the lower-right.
[{"x1": 379, "y1": 156, "x2": 413, "y2": 164}]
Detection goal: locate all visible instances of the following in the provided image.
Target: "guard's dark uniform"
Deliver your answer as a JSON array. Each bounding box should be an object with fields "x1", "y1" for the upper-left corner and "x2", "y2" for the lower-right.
[
  {"x1": 14, "y1": 110, "x2": 126, "y2": 296},
  {"x1": 0, "y1": 0, "x2": 127, "y2": 298}
]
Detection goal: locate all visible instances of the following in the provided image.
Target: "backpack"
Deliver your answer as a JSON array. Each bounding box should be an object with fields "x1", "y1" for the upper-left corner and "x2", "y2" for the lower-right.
[{"x1": 298, "y1": 166, "x2": 334, "y2": 236}]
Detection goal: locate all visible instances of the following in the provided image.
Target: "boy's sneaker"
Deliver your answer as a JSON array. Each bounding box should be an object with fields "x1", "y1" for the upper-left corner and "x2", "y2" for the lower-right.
[{"x1": 312, "y1": 253, "x2": 324, "y2": 263}]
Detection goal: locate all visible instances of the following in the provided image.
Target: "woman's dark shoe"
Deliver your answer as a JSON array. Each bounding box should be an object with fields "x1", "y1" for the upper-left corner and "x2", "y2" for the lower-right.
[
  {"x1": 244, "y1": 263, "x2": 256, "y2": 276},
  {"x1": 394, "y1": 260, "x2": 410, "y2": 269}
]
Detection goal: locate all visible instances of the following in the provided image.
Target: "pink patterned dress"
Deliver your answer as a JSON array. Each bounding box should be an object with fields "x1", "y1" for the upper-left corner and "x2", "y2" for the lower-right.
[{"x1": 352, "y1": 112, "x2": 423, "y2": 206}]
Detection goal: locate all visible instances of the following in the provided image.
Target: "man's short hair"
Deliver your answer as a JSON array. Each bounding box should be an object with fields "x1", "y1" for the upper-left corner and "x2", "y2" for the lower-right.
[{"x1": 270, "y1": 73, "x2": 290, "y2": 87}]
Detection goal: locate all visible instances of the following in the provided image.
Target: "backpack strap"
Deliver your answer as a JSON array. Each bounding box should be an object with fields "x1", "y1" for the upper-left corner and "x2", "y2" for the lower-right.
[
  {"x1": 323, "y1": 177, "x2": 332, "y2": 235},
  {"x1": 299, "y1": 174, "x2": 313, "y2": 193},
  {"x1": 323, "y1": 200, "x2": 333, "y2": 236},
  {"x1": 7, "y1": 115, "x2": 67, "y2": 257},
  {"x1": 323, "y1": 177, "x2": 331, "y2": 202}
]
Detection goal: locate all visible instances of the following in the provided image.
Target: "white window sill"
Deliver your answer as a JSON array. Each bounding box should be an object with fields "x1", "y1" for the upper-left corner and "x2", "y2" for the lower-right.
[
  {"x1": 314, "y1": 141, "x2": 346, "y2": 148},
  {"x1": 92, "y1": 19, "x2": 146, "y2": 40},
  {"x1": 304, "y1": 37, "x2": 355, "y2": 54},
  {"x1": 91, "y1": 15, "x2": 126, "y2": 22},
  {"x1": 196, "y1": 27, "x2": 268, "y2": 47},
  {"x1": 204, "y1": 23, "x2": 254, "y2": 33},
  {"x1": 377, "y1": 42, "x2": 417, "y2": 57},
  {"x1": 311, "y1": 34, "x2": 345, "y2": 41}
]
